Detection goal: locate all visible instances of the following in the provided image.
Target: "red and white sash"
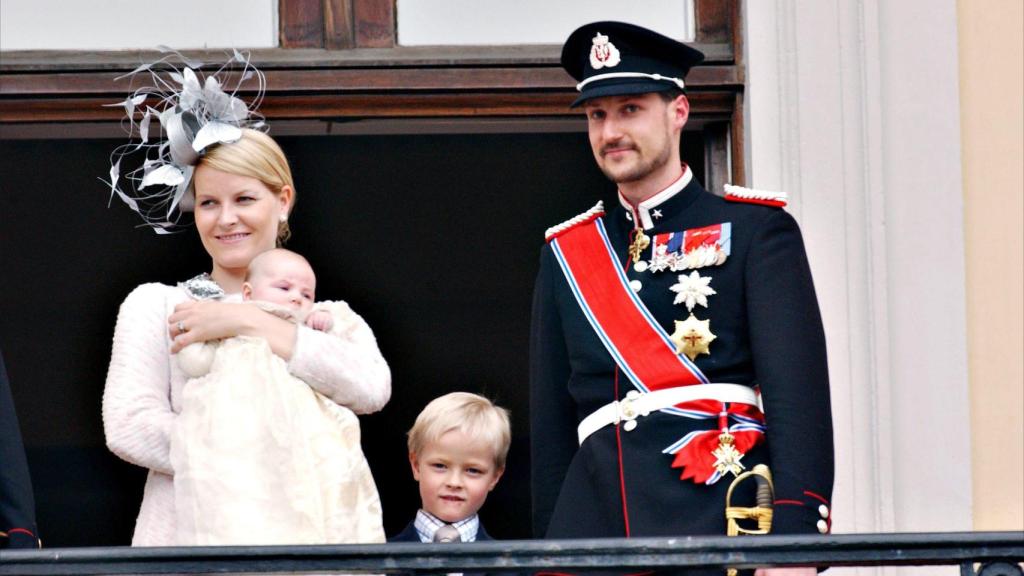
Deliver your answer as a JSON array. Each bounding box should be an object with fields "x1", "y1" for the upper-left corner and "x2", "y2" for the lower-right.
[
  {"x1": 549, "y1": 216, "x2": 765, "y2": 484},
  {"x1": 550, "y1": 217, "x2": 709, "y2": 394}
]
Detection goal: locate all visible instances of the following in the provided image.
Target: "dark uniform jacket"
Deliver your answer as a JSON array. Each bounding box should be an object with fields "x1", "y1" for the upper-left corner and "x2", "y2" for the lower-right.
[
  {"x1": 1, "y1": 350, "x2": 41, "y2": 548},
  {"x1": 529, "y1": 172, "x2": 834, "y2": 539}
]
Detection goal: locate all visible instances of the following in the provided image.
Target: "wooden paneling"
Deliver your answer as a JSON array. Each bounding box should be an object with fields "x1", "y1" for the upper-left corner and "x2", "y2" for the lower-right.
[
  {"x1": 703, "y1": 122, "x2": 731, "y2": 194},
  {"x1": 279, "y1": 0, "x2": 325, "y2": 48},
  {"x1": 730, "y1": 0, "x2": 745, "y2": 72},
  {"x1": 324, "y1": 0, "x2": 355, "y2": 49},
  {"x1": 0, "y1": 91, "x2": 737, "y2": 123},
  {"x1": 0, "y1": 64, "x2": 741, "y2": 97},
  {"x1": 1, "y1": 0, "x2": 745, "y2": 184},
  {"x1": 0, "y1": 43, "x2": 741, "y2": 125},
  {"x1": 281, "y1": 0, "x2": 393, "y2": 50},
  {"x1": 730, "y1": 89, "x2": 746, "y2": 185},
  {"x1": 0, "y1": 43, "x2": 733, "y2": 72},
  {"x1": 694, "y1": 0, "x2": 735, "y2": 46},
  {"x1": 354, "y1": 0, "x2": 395, "y2": 48}
]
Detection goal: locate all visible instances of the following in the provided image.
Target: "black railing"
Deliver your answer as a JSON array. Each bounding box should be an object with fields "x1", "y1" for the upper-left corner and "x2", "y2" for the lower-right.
[{"x1": 1, "y1": 532, "x2": 1022, "y2": 575}]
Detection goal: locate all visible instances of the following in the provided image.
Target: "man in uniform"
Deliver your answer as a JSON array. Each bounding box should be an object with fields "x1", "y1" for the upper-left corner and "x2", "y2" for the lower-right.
[{"x1": 529, "y1": 21, "x2": 833, "y2": 572}]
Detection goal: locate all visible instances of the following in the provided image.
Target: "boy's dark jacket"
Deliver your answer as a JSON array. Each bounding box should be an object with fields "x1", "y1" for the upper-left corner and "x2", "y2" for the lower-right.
[
  {"x1": 387, "y1": 520, "x2": 493, "y2": 542},
  {"x1": 388, "y1": 521, "x2": 496, "y2": 576}
]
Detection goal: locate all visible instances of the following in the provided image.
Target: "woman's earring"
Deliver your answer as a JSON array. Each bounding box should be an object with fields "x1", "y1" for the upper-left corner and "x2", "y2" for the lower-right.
[{"x1": 279, "y1": 214, "x2": 288, "y2": 222}]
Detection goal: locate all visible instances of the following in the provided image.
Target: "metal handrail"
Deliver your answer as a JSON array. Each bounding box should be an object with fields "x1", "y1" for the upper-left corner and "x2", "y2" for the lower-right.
[{"x1": 1, "y1": 531, "x2": 1022, "y2": 575}]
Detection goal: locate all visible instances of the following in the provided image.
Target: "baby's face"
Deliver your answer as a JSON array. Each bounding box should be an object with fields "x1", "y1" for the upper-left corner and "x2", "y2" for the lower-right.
[{"x1": 246, "y1": 253, "x2": 316, "y2": 315}]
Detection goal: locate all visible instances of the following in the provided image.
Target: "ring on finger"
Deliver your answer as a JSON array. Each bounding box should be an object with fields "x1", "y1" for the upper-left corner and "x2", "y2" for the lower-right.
[{"x1": 177, "y1": 321, "x2": 186, "y2": 333}]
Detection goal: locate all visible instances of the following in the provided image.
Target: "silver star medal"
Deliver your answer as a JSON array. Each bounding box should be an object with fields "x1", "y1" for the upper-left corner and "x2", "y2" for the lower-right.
[
  {"x1": 669, "y1": 270, "x2": 716, "y2": 311},
  {"x1": 647, "y1": 244, "x2": 676, "y2": 273}
]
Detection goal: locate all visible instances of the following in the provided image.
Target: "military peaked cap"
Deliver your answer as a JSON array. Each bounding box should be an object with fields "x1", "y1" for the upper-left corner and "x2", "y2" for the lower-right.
[{"x1": 561, "y1": 21, "x2": 705, "y2": 107}]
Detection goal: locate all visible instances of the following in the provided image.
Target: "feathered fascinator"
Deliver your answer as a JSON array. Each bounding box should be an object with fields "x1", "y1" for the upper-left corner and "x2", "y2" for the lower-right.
[{"x1": 104, "y1": 47, "x2": 266, "y2": 233}]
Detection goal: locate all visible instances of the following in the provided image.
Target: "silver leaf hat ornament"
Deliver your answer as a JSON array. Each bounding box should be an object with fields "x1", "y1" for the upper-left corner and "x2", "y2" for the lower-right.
[{"x1": 103, "y1": 47, "x2": 266, "y2": 233}]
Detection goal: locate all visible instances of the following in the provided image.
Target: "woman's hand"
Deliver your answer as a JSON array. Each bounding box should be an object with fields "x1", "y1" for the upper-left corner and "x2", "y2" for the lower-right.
[
  {"x1": 168, "y1": 301, "x2": 298, "y2": 358},
  {"x1": 168, "y1": 301, "x2": 249, "y2": 351}
]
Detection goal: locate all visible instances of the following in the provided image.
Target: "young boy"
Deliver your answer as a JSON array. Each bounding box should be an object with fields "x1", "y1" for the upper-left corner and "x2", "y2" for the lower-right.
[{"x1": 390, "y1": 392, "x2": 510, "y2": 543}]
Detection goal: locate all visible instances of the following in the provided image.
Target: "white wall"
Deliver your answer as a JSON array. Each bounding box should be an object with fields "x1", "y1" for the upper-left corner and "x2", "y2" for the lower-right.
[
  {"x1": 0, "y1": 0, "x2": 277, "y2": 51},
  {"x1": 396, "y1": 0, "x2": 694, "y2": 46},
  {"x1": 746, "y1": 0, "x2": 971, "y2": 573}
]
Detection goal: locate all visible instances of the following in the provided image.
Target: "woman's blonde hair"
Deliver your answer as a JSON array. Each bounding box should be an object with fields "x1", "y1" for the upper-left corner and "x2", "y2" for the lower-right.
[
  {"x1": 407, "y1": 392, "x2": 511, "y2": 469},
  {"x1": 198, "y1": 129, "x2": 295, "y2": 244}
]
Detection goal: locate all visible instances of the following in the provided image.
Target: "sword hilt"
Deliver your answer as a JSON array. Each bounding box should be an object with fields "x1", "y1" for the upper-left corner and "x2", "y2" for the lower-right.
[
  {"x1": 725, "y1": 464, "x2": 775, "y2": 575},
  {"x1": 725, "y1": 463, "x2": 774, "y2": 535}
]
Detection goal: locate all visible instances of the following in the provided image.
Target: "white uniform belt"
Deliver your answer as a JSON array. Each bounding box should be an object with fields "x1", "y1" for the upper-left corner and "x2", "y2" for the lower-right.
[{"x1": 577, "y1": 383, "x2": 761, "y2": 445}]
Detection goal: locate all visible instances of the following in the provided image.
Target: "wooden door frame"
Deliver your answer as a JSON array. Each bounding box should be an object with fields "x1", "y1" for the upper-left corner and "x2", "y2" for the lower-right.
[{"x1": 0, "y1": 0, "x2": 746, "y2": 185}]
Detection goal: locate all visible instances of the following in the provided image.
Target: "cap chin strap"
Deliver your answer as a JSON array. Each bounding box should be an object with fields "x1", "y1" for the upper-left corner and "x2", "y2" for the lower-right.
[{"x1": 576, "y1": 72, "x2": 686, "y2": 92}]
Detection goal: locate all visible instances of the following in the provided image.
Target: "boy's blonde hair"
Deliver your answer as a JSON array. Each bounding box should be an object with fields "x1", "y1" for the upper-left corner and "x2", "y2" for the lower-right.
[{"x1": 407, "y1": 392, "x2": 511, "y2": 469}]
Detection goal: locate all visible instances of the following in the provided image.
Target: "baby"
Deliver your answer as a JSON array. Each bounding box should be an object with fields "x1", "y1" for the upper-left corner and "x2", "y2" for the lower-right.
[
  {"x1": 172, "y1": 248, "x2": 385, "y2": 545},
  {"x1": 245, "y1": 248, "x2": 334, "y2": 331},
  {"x1": 178, "y1": 249, "x2": 331, "y2": 374}
]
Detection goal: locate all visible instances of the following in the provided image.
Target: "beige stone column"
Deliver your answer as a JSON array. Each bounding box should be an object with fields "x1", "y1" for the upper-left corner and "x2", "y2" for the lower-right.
[{"x1": 958, "y1": 0, "x2": 1024, "y2": 532}]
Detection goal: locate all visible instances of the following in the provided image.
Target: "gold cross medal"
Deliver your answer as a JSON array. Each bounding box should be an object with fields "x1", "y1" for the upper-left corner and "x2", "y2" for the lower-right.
[
  {"x1": 712, "y1": 430, "x2": 745, "y2": 477},
  {"x1": 628, "y1": 228, "x2": 651, "y2": 264},
  {"x1": 670, "y1": 313, "x2": 716, "y2": 361}
]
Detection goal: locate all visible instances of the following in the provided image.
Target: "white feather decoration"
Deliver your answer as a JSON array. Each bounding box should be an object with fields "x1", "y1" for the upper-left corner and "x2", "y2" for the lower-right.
[
  {"x1": 140, "y1": 164, "x2": 185, "y2": 189},
  {"x1": 104, "y1": 48, "x2": 266, "y2": 233},
  {"x1": 191, "y1": 121, "x2": 243, "y2": 153}
]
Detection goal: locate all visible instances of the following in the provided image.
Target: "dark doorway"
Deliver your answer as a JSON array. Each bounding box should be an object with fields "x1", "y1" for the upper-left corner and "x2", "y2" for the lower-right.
[{"x1": 0, "y1": 126, "x2": 707, "y2": 545}]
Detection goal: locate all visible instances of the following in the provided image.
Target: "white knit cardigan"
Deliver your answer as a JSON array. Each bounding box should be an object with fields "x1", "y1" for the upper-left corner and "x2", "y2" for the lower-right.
[{"x1": 102, "y1": 283, "x2": 391, "y2": 545}]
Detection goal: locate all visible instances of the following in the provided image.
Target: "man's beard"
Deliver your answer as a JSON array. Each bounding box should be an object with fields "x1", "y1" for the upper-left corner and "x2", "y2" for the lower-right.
[{"x1": 599, "y1": 134, "x2": 674, "y2": 184}]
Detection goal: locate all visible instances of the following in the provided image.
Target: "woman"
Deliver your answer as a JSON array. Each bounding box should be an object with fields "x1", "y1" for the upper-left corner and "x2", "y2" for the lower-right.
[{"x1": 102, "y1": 128, "x2": 391, "y2": 545}]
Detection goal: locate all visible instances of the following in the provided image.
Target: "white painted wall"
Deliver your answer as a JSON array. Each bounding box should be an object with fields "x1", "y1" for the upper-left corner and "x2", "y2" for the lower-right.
[
  {"x1": 746, "y1": 0, "x2": 971, "y2": 573},
  {"x1": 396, "y1": 0, "x2": 694, "y2": 46},
  {"x1": 0, "y1": 0, "x2": 694, "y2": 51},
  {"x1": 0, "y1": 0, "x2": 277, "y2": 51}
]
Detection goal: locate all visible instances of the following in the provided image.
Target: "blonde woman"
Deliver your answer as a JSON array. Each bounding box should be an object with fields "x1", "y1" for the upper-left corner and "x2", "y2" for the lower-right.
[{"x1": 103, "y1": 125, "x2": 391, "y2": 545}]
